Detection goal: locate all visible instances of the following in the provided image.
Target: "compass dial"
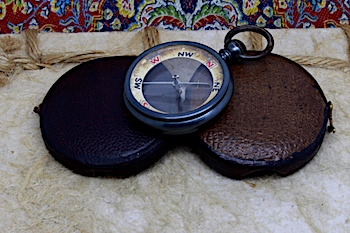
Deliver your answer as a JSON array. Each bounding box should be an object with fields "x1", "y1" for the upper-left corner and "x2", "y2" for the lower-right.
[
  {"x1": 124, "y1": 41, "x2": 233, "y2": 134},
  {"x1": 129, "y1": 44, "x2": 224, "y2": 113}
]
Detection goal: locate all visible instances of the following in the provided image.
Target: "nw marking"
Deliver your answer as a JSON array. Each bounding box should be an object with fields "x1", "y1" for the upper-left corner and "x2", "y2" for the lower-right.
[{"x1": 178, "y1": 51, "x2": 194, "y2": 57}]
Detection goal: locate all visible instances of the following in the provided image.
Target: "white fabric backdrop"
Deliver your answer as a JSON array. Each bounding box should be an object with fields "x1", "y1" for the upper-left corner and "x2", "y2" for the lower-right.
[{"x1": 0, "y1": 28, "x2": 349, "y2": 232}]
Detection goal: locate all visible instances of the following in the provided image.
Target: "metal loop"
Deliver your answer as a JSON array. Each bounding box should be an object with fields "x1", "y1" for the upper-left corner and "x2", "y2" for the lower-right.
[{"x1": 224, "y1": 25, "x2": 274, "y2": 61}]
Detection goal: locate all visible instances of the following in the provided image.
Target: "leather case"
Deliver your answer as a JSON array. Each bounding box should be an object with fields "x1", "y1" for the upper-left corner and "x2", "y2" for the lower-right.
[
  {"x1": 37, "y1": 57, "x2": 170, "y2": 177},
  {"x1": 193, "y1": 54, "x2": 332, "y2": 179},
  {"x1": 37, "y1": 54, "x2": 332, "y2": 179}
]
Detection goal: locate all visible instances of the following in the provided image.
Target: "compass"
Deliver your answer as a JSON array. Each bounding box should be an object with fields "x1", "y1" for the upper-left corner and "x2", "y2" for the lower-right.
[{"x1": 124, "y1": 26, "x2": 274, "y2": 134}]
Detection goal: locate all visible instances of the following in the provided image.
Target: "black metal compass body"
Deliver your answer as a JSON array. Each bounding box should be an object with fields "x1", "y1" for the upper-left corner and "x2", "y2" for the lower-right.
[
  {"x1": 124, "y1": 26, "x2": 274, "y2": 134},
  {"x1": 124, "y1": 41, "x2": 233, "y2": 134}
]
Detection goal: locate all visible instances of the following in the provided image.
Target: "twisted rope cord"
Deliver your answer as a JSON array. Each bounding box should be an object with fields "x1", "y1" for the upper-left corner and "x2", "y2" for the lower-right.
[
  {"x1": 0, "y1": 26, "x2": 349, "y2": 87},
  {"x1": 0, "y1": 28, "x2": 155, "y2": 86},
  {"x1": 340, "y1": 24, "x2": 350, "y2": 57},
  {"x1": 249, "y1": 31, "x2": 263, "y2": 51},
  {"x1": 283, "y1": 55, "x2": 350, "y2": 72},
  {"x1": 141, "y1": 26, "x2": 160, "y2": 50},
  {"x1": 248, "y1": 25, "x2": 350, "y2": 72},
  {"x1": 25, "y1": 29, "x2": 41, "y2": 63}
]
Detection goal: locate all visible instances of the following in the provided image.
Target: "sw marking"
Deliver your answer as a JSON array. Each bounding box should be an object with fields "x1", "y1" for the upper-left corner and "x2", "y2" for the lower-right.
[{"x1": 134, "y1": 77, "x2": 143, "y2": 90}]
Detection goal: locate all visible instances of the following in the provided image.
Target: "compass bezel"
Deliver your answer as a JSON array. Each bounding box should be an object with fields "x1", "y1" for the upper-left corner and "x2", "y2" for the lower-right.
[{"x1": 123, "y1": 41, "x2": 233, "y2": 134}]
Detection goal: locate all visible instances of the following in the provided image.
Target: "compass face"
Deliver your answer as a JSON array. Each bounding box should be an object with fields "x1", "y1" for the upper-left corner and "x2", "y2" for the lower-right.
[
  {"x1": 124, "y1": 41, "x2": 233, "y2": 134},
  {"x1": 141, "y1": 58, "x2": 213, "y2": 114},
  {"x1": 128, "y1": 43, "x2": 224, "y2": 114}
]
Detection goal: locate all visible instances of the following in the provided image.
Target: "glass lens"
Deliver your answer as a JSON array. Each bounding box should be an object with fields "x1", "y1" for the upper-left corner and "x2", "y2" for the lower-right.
[{"x1": 142, "y1": 58, "x2": 213, "y2": 114}]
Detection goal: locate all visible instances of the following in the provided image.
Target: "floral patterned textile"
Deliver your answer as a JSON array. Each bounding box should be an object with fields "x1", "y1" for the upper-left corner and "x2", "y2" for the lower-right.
[{"x1": 0, "y1": 0, "x2": 349, "y2": 33}]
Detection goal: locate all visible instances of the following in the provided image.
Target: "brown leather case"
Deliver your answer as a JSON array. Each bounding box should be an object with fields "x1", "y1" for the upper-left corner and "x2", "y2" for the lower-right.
[
  {"x1": 193, "y1": 54, "x2": 331, "y2": 179},
  {"x1": 37, "y1": 57, "x2": 170, "y2": 177}
]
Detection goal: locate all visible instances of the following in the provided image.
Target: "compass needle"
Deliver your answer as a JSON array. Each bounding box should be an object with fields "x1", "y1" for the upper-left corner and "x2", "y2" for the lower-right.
[{"x1": 143, "y1": 81, "x2": 174, "y2": 85}]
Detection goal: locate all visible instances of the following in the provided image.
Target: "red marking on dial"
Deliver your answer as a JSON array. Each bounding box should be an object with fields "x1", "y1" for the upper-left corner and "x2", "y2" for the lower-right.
[
  {"x1": 205, "y1": 59, "x2": 217, "y2": 69},
  {"x1": 149, "y1": 55, "x2": 161, "y2": 65}
]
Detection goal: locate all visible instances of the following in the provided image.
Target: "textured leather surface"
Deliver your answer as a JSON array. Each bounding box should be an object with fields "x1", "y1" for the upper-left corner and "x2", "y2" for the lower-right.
[
  {"x1": 195, "y1": 54, "x2": 328, "y2": 178},
  {"x1": 39, "y1": 56, "x2": 170, "y2": 177}
]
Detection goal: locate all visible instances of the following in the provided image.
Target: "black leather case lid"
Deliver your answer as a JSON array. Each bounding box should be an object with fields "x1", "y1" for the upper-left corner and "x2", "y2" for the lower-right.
[{"x1": 39, "y1": 56, "x2": 170, "y2": 177}]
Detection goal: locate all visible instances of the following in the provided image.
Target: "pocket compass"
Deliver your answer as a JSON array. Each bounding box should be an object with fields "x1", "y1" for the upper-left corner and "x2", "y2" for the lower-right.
[{"x1": 124, "y1": 26, "x2": 274, "y2": 134}]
